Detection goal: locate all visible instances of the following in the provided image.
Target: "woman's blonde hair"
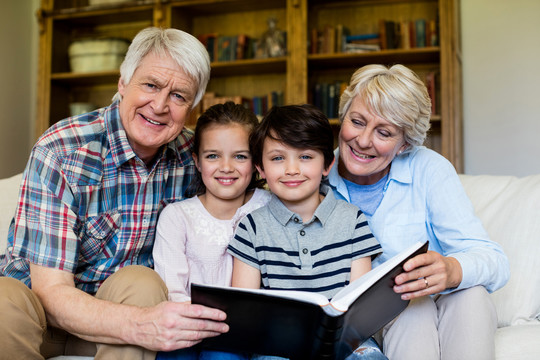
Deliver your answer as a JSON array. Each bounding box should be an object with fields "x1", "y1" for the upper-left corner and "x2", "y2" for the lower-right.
[{"x1": 338, "y1": 64, "x2": 431, "y2": 149}]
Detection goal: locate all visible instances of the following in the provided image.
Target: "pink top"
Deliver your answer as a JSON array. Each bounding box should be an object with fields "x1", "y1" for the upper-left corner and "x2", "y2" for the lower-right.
[{"x1": 153, "y1": 188, "x2": 271, "y2": 302}]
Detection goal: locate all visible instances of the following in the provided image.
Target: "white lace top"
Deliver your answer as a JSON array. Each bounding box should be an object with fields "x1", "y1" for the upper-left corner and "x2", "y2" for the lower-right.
[{"x1": 153, "y1": 188, "x2": 271, "y2": 302}]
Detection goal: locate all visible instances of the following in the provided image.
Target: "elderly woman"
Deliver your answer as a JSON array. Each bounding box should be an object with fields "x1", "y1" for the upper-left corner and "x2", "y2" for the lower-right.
[{"x1": 326, "y1": 64, "x2": 510, "y2": 359}]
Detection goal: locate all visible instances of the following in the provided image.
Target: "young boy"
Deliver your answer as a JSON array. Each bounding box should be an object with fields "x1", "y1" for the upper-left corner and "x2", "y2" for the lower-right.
[{"x1": 227, "y1": 104, "x2": 387, "y2": 359}]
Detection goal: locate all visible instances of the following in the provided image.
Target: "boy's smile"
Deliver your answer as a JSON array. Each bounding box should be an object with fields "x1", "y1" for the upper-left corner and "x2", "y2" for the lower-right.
[{"x1": 257, "y1": 137, "x2": 331, "y2": 222}]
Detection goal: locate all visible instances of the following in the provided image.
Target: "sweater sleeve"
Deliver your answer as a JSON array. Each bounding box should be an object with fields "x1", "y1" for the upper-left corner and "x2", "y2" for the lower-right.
[
  {"x1": 425, "y1": 155, "x2": 510, "y2": 293},
  {"x1": 153, "y1": 203, "x2": 191, "y2": 302}
]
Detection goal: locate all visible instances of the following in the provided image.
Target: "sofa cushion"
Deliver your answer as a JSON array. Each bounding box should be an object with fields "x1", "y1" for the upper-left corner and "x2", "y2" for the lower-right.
[
  {"x1": 459, "y1": 174, "x2": 540, "y2": 327},
  {"x1": 495, "y1": 324, "x2": 540, "y2": 360},
  {"x1": 0, "y1": 173, "x2": 22, "y2": 254}
]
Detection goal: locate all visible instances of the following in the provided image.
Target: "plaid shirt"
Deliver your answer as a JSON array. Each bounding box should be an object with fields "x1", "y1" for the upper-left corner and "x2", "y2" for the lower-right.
[{"x1": 0, "y1": 101, "x2": 195, "y2": 294}]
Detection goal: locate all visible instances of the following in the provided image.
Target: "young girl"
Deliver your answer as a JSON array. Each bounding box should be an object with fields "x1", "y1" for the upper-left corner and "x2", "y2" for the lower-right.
[{"x1": 153, "y1": 101, "x2": 271, "y2": 360}]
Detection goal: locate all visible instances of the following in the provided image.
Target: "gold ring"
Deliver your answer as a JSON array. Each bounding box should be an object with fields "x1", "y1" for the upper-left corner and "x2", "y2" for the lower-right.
[{"x1": 424, "y1": 278, "x2": 429, "y2": 288}]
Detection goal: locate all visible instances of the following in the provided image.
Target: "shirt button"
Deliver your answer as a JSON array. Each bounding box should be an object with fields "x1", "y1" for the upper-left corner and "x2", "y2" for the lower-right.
[
  {"x1": 302, "y1": 248, "x2": 308, "y2": 254},
  {"x1": 142, "y1": 217, "x2": 149, "y2": 225},
  {"x1": 294, "y1": 217, "x2": 299, "y2": 223},
  {"x1": 100, "y1": 231, "x2": 106, "y2": 237},
  {"x1": 300, "y1": 230, "x2": 305, "y2": 236}
]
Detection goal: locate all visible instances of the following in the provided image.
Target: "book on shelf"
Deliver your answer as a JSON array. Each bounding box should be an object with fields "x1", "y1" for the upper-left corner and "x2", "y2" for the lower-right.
[
  {"x1": 387, "y1": 20, "x2": 401, "y2": 49},
  {"x1": 310, "y1": 27, "x2": 319, "y2": 54},
  {"x1": 313, "y1": 81, "x2": 348, "y2": 119},
  {"x1": 235, "y1": 34, "x2": 258, "y2": 60},
  {"x1": 248, "y1": 91, "x2": 284, "y2": 117},
  {"x1": 343, "y1": 33, "x2": 381, "y2": 53},
  {"x1": 324, "y1": 25, "x2": 336, "y2": 54},
  {"x1": 415, "y1": 19, "x2": 426, "y2": 48},
  {"x1": 345, "y1": 33, "x2": 379, "y2": 43},
  {"x1": 199, "y1": 91, "x2": 284, "y2": 118},
  {"x1": 191, "y1": 240, "x2": 429, "y2": 360},
  {"x1": 343, "y1": 43, "x2": 381, "y2": 53},
  {"x1": 327, "y1": 84, "x2": 336, "y2": 120},
  {"x1": 311, "y1": 25, "x2": 337, "y2": 54},
  {"x1": 217, "y1": 36, "x2": 236, "y2": 62},
  {"x1": 378, "y1": 20, "x2": 401, "y2": 50},
  {"x1": 424, "y1": 71, "x2": 440, "y2": 115},
  {"x1": 400, "y1": 20, "x2": 411, "y2": 49},
  {"x1": 197, "y1": 33, "x2": 218, "y2": 62},
  {"x1": 409, "y1": 21, "x2": 416, "y2": 48},
  {"x1": 201, "y1": 93, "x2": 246, "y2": 111},
  {"x1": 335, "y1": 24, "x2": 351, "y2": 53},
  {"x1": 427, "y1": 19, "x2": 439, "y2": 46}
]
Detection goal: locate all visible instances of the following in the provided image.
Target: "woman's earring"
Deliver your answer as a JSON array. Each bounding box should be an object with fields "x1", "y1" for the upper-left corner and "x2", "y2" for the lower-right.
[{"x1": 398, "y1": 145, "x2": 409, "y2": 156}]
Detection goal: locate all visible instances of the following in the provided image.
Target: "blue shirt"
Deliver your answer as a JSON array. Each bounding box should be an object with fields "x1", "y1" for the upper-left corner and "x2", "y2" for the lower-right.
[
  {"x1": 327, "y1": 146, "x2": 510, "y2": 293},
  {"x1": 344, "y1": 173, "x2": 388, "y2": 217},
  {"x1": 1, "y1": 101, "x2": 195, "y2": 294}
]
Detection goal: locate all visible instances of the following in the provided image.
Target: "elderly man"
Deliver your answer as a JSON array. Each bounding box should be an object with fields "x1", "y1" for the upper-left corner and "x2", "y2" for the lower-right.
[{"x1": 0, "y1": 27, "x2": 228, "y2": 359}]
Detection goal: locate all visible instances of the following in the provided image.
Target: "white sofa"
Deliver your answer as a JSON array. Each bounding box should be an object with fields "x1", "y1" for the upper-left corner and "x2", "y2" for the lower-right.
[{"x1": 1, "y1": 172, "x2": 539, "y2": 359}]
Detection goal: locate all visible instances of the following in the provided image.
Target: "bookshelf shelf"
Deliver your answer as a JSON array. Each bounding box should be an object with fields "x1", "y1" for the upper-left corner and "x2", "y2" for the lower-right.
[
  {"x1": 308, "y1": 47, "x2": 440, "y2": 70},
  {"x1": 51, "y1": 71, "x2": 120, "y2": 84},
  {"x1": 46, "y1": 3, "x2": 154, "y2": 23},
  {"x1": 168, "y1": 0, "x2": 286, "y2": 14},
  {"x1": 210, "y1": 57, "x2": 287, "y2": 77},
  {"x1": 36, "y1": 0, "x2": 462, "y2": 171}
]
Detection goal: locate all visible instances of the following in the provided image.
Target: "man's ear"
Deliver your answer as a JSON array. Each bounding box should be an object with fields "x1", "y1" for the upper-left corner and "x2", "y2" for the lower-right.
[
  {"x1": 118, "y1": 77, "x2": 126, "y2": 97},
  {"x1": 255, "y1": 165, "x2": 266, "y2": 179},
  {"x1": 322, "y1": 156, "x2": 336, "y2": 177}
]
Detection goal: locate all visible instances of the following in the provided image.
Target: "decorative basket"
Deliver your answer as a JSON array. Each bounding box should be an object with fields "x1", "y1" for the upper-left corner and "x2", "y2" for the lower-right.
[{"x1": 68, "y1": 38, "x2": 130, "y2": 73}]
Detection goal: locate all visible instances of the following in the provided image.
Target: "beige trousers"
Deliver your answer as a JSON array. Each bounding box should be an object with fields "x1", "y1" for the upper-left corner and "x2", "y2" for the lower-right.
[
  {"x1": 0, "y1": 265, "x2": 168, "y2": 360},
  {"x1": 379, "y1": 286, "x2": 498, "y2": 360}
]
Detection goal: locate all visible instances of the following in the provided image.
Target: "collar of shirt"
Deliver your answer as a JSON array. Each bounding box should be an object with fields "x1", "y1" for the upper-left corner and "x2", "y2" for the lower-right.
[
  {"x1": 104, "y1": 101, "x2": 194, "y2": 169},
  {"x1": 327, "y1": 147, "x2": 419, "y2": 200},
  {"x1": 267, "y1": 185, "x2": 337, "y2": 227},
  {"x1": 166, "y1": 127, "x2": 194, "y2": 167}
]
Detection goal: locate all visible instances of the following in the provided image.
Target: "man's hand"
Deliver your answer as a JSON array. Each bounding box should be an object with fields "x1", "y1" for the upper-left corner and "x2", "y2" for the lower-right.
[
  {"x1": 392, "y1": 250, "x2": 463, "y2": 300},
  {"x1": 30, "y1": 263, "x2": 228, "y2": 351},
  {"x1": 133, "y1": 301, "x2": 229, "y2": 351}
]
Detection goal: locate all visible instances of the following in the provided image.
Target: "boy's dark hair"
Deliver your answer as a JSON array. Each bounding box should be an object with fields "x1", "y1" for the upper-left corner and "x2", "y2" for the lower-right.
[
  {"x1": 185, "y1": 101, "x2": 264, "y2": 197},
  {"x1": 250, "y1": 104, "x2": 335, "y2": 170}
]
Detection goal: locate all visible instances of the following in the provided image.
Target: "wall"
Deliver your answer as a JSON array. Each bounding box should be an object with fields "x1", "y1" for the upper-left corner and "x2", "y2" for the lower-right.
[
  {"x1": 462, "y1": 0, "x2": 540, "y2": 176},
  {"x1": 0, "y1": 0, "x2": 39, "y2": 178}
]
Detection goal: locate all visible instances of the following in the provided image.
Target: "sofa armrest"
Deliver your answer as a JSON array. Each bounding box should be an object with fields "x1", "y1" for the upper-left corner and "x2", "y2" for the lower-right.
[
  {"x1": 0, "y1": 173, "x2": 23, "y2": 254},
  {"x1": 459, "y1": 174, "x2": 540, "y2": 328}
]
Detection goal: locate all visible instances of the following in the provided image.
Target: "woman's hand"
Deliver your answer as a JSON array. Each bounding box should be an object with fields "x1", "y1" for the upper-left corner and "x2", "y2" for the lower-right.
[{"x1": 392, "y1": 251, "x2": 463, "y2": 300}]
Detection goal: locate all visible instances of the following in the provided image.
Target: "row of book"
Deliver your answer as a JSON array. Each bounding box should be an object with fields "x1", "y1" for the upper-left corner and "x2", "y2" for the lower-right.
[
  {"x1": 312, "y1": 81, "x2": 348, "y2": 119},
  {"x1": 197, "y1": 34, "x2": 258, "y2": 62},
  {"x1": 380, "y1": 18, "x2": 438, "y2": 50},
  {"x1": 310, "y1": 18, "x2": 438, "y2": 54},
  {"x1": 312, "y1": 71, "x2": 439, "y2": 120},
  {"x1": 191, "y1": 71, "x2": 436, "y2": 123},
  {"x1": 197, "y1": 91, "x2": 285, "y2": 118}
]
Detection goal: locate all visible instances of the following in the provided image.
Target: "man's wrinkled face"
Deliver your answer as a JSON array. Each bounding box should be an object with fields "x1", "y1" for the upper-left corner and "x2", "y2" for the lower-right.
[{"x1": 118, "y1": 52, "x2": 197, "y2": 164}]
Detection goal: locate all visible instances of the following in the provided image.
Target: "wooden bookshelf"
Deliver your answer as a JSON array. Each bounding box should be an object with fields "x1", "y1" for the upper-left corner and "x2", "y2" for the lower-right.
[{"x1": 36, "y1": 0, "x2": 462, "y2": 171}]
